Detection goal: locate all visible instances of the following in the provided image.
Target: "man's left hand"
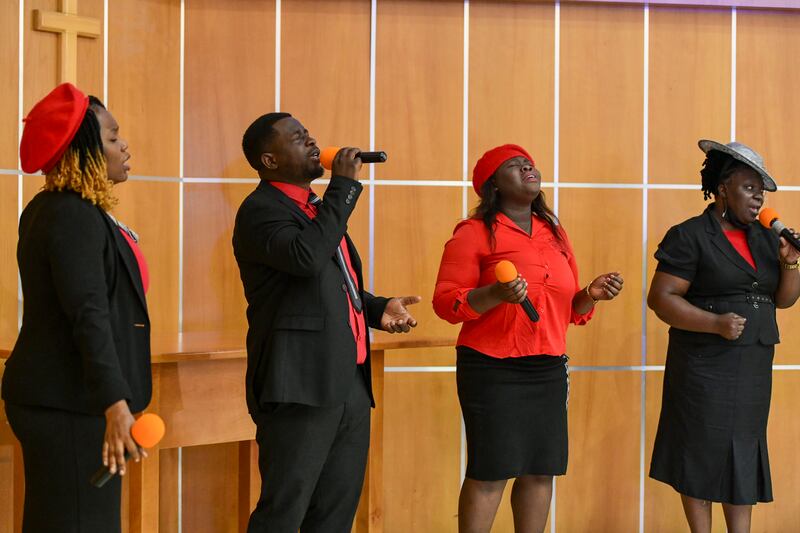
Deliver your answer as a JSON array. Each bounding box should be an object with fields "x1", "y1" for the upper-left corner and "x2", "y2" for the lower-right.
[{"x1": 380, "y1": 296, "x2": 422, "y2": 333}]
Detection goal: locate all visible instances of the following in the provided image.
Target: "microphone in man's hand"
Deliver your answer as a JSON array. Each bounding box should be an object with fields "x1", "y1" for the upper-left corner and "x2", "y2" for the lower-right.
[
  {"x1": 90, "y1": 413, "x2": 166, "y2": 488},
  {"x1": 759, "y1": 208, "x2": 800, "y2": 252},
  {"x1": 494, "y1": 260, "x2": 540, "y2": 322},
  {"x1": 320, "y1": 146, "x2": 388, "y2": 170}
]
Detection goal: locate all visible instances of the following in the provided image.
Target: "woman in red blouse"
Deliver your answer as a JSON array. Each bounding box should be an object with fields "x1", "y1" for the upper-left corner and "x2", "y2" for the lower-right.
[{"x1": 433, "y1": 144, "x2": 623, "y2": 533}]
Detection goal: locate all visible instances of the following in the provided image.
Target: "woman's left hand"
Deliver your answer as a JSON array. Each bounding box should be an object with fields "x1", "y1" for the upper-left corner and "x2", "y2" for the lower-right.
[
  {"x1": 588, "y1": 272, "x2": 624, "y2": 301},
  {"x1": 778, "y1": 228, "x2": 800, "y2": 266}
]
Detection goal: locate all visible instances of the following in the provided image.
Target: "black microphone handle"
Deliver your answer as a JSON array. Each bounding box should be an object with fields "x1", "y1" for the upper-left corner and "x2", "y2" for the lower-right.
[
  {"x1": 356, "y1": 151, "x2": 387, "y2": 164},
  {"x1": 773, "y1": 220, "x2": 800, "y2": 252},
  {"x1": 521, "y1": 298, "x2": 540, "y2": 322},
  {"x1": 90, "y1": 450, "x2": 131, "y2": 488}
]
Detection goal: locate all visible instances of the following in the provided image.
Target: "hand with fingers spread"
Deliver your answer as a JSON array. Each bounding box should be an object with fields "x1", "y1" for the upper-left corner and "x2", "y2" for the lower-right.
[
  {"x1": 102, "y1": 399, "x2": 143, "y2": 477},
  {"x1": 587, "y1": 272, "x2": 624, "y2": 302},
  {"x1": 491, "y1": 276, "x2": 528, "y2": 304},
  {"x1": 331, "y1": 147, "x2": 363, "y2": 181},
  {"x1": 716, "y1": 312, "x2": 747, "y2": 340},
  {"x1": 381, "y1": 296, "x2": 422, "y2": 333}
]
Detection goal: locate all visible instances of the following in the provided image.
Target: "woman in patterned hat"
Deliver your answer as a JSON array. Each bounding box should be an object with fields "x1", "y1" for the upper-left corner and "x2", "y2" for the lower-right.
[
  {"x1": 433, "y1": 144, "x2": 624, "y2": 532},
  {"x1": 2, "y1": 83, "x2": 151, "y2": 532},
  {"x1": 648, "y1": 140, "x2": 800, "y2": 533}
]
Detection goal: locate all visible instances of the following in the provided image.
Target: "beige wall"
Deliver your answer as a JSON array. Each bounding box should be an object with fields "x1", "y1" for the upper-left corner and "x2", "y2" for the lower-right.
[{"x1": 2, "y1": 1, "x2": 800, "y2": 531}]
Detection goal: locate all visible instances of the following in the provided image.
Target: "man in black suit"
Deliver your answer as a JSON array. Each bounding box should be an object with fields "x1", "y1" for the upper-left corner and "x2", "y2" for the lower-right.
[{"x1": 233, "y1": 112, "x2": 420, "y2": 532}]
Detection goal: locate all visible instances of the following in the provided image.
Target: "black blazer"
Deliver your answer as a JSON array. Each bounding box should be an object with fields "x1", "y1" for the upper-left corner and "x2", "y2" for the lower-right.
[
  {"x1": 2, "y1": 191, "x2": 151, "y2": 415},
  {"x1": 232, "y1": 175, "x2": 389, "y2": 412},
  {"x1": 655, "y1": 205, "x2": 781, "y2": 346}
]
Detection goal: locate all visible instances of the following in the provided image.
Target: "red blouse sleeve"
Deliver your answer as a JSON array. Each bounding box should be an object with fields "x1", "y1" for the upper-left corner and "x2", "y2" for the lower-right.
[
  {"x1": 432, "y1": 220, "x2": 484, "y2": 324},
  {"x1": 561, "y1": 228, "x2": 594, "y2": 326}
]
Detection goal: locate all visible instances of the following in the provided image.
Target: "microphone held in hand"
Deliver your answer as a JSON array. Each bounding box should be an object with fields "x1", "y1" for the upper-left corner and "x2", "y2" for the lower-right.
[
  {"x1": 494, "y1": 260, "x2": 540, "y2": 322},
  {"x1": 320, "y1": 146, "x2": 388, "y2": 170},
  {"x1": 90, "y1": 413, "x2": 166, "y2": 488},
  {"x1": 759, "y1": 208, "x2": 800, "y2": 252}
]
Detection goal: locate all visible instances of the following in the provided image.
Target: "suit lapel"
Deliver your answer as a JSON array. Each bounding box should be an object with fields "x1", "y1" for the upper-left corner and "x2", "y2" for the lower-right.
[
  {"x1": 258, "y1": 180, "x2": 313, "y2": 224},
  {"x1": 101, "y1": 212, "x2": 148, "y2": 311},
  {"x1": 704, "y1": 208, "x2": 757, "y2": 278}
]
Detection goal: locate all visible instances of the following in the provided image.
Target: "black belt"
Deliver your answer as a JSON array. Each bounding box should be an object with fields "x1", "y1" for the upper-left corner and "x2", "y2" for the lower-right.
[{"x1": 689, "y1": 293, "x2": 773, "y2": 310}]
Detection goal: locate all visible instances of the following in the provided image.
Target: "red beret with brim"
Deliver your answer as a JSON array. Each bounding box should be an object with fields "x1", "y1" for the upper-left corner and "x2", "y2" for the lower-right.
[
  {"x1": 20, "y1": 83, "x2": 89, "y2": 174},
  {"x1": 472, "y1": 144, "x2": 535, "y2": 197}
]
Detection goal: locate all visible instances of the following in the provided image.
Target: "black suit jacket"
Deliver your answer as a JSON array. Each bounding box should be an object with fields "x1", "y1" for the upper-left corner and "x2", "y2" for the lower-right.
[
  {"x1": 655, "y1": 205, "x2": 781, "y2": 346},
  {"x1": 232, "y1": 175, "x2": 389, "y2": 412},
  {"x1": 2, "y1": 191, "x2": 151, "y2": 415}
]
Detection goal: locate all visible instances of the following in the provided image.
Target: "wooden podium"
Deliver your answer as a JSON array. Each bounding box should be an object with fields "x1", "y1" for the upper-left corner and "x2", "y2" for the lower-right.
[{"x1": 0, "y1": 331, "x2": 453, "y2": 533}]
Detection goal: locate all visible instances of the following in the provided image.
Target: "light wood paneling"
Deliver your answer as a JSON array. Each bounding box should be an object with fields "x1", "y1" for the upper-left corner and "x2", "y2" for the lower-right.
[
  {"x1": 0, "y1": 1, "x2": 19, "y2": 169},
  {"x1": 108, "y1": 0, "x2": 180, "y2": 177},
  {"x1": 385, "y1": 346, "x2": 455, "y2": 367},
  {"x1": 182, "y1": 183, "x2": 251, "y2": 333},
  {"x1": 649, "y1": 6, "x2": 731, "y2": 183},
  {"x1": 75, "y1": 0, "x2": 104, "y2": 97},
  {"x1": 645, "y1": 189, "x2": 709, "y2": 365},
  {"x1": 184, "y1": 0, "x2": 275, "y2": 179},
  {"x1": 374, "y1": 186, "x2": 464, "y2": 340},
  {"x1": 556, "y1": 371, "x2": 640, "y2": 531},
  {"x1": 469, "y1": 1, "x2": 555, "y2": 180},
  {"x1": 376, "y1": 0, "x2": 463, "y2": 181},
  {"x1": 182, "y1": 443, "x2": 241, "y2": 533},
  {"x1": 282, "y1": 0, "x2": 370, "y2": 180},
  {"x1": 24, "y1": 0, "x2": 60, "y2": 113},
  {"x1": 559, "y1": 3, "x2": 644, "y2": 183},
  {"x1": 560, "y1": 189, "x2": 642, "y2": 365},
  {"x1": 0, "y1": 178, "x2": 17, "y2": 343},
  {"x1": 737, "y1": 9, "x2": 800, "y2": 185},
  {"x1": 383, "y1": 372, "x2": 461, "y2": 532},
  {"x1": 113, "y1": 181, "x2": 180, "y2": 334}
]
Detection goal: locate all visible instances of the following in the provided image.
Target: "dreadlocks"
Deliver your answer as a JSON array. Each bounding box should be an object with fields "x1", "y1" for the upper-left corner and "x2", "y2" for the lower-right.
[
  {"x1": 43, "y1": 96, "x2": 117, "y2": 211},
  {"x1": 700, "y1": 150, "x2": 752, "y2": 201}
]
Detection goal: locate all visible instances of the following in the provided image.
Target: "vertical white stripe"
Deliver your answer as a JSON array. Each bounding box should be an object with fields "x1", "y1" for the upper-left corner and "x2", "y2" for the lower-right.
[
  {"x1": 103, "y1": 0, "x2": 108, "y2": 103},
  {"x1": 460, "y1": 417, "x2": 466, "y2": 482},
  {"x1": 640, "y1": 5, "x2": 649, "y2": 533},
  {"x1": 550, "y1": 476, "x2": 557, "y2": 533},
  {"x1": 178, "y1": 0, "x2": 185, "y2": 334},
  {"x1": 177, "y1": 447, "x2": 183, "y2": 533},
  {"x1": 730, "y1": 7, "x2": 737, "y2": 142},
  {"x1": 275, "y1": 0, "x2": 281, "y2": 111},
  {"x1": 18, "y1": 0, "x2": 24, "y2": 331},
  {"x1": 553, "y1": 1, "x2": 560, "y2": 218},
  {"x1": 462, "y1": 0, "x2": 470, "y2": 220},
  {"x1": 368, "y1": 0, "x2": 376, "y2": 292}
]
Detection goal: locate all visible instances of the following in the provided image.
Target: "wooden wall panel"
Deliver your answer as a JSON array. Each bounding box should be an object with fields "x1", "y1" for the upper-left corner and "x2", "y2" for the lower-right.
[
  {"x1": 374, "y1": 186, "x2": 463, "y2": 340},
  {"x1": 24, "y1": 0, "x2": 61, "y2": 113},
  {"x1": 560, "y1": 189, "x2": 643, "y2": 366},
  {"x1": 0, "y1": 1, "x2": 19, "y2": 168},
  {"x1": 376, "y1": 0, "x2": 463, "y2": 181},
  {"x1": 468, "y1": 1, "x2": 555, "y2": 180},
  {"x1": 75, "y1": 0, "x2": 104, "y2": 97},
  {"x1": 560, "y1": 3, "x2": 644, "y2": 183},
  {"x1": 184, "y1": 0, "x2": 275, "y2": 179},
  {"x1": 282, "y1": 0, "x2": 370, "y2": 180},
  {"x1": 556, "y1": 371, "x2": 640, "y2": 531},
  {"x1": 737, "y1": 10, "x2": 800, "y2": 185},
  {"x1": 383, "y1": 372, "x2": 461, "y2": 532},
  {"x1": 182, "y1": 183, "x2": 251, "y2": 333},
  {"x1": 649, "y1": 6, "x2": 731, "y2": 183},
  {"x1": 0, "y1": 179, "x2": 16, "y2": 355},
  {"x1": 645, "y1": 189, "x2": 709, "y2": 365},
  {"x1": 182, "y1": 443, "x2": 240, "y2": 533}
]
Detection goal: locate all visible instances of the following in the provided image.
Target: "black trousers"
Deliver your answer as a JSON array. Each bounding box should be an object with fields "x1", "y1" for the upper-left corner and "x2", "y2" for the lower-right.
[
  {"x1": 5, "y1": 403, "x2": 121, "y2": 533},
  {"x1": 247, "y1": 367, "x2": 371, "y2": 533}
]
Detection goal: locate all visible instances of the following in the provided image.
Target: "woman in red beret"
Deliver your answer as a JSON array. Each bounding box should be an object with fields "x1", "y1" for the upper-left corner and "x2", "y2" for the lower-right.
[
  {"x1": 2, "y1": 83, "x2": 150, "y2": 532},
  {"x1": 433, "y1": 145, "x2": 624, "y2": 532}
]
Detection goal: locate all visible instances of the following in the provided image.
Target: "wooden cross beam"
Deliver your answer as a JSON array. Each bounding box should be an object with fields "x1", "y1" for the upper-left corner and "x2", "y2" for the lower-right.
[{"x1": 34, "y1": 0, "x2": 101, "y2": 85}]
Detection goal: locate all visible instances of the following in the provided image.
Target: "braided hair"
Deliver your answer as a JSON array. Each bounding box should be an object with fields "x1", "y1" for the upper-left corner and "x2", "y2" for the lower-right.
[
  {"x1": 700, "y1": 150, "x2": 752, "y2": 201},
  {"x1": 471, "y1": 176, "x2": 562, "y2": 250},
  {"x1": 43, "y1": 96, "x2": 116, "y2": 211}
]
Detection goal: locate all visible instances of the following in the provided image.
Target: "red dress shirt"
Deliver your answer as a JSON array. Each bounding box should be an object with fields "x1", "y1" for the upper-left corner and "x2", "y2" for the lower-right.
[
  {"x1": 724, "y1": 229, "x2": 756, "y2": 270},
  {"x1": 271, "y1": 181, "x2": 368, "y2": 363},
  {"x1": 433, "y1": 213, "x2": 594, "y2": 358}
]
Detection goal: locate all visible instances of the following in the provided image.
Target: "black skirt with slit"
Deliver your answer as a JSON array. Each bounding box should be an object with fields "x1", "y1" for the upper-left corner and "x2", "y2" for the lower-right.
[{"x1": 649, "y1": 340, "x2": 774, "y2": 505}]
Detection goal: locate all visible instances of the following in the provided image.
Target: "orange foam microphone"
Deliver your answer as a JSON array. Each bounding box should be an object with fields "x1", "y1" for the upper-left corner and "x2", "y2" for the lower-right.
[
  {"x1": 759, "y1": 207, "x2": 800, "y2": 251},
  {"x1": 494, "y1": 260, "x2": 539, "y2": 322},
  {"x1": 319, "y1": 146, "x2": 387, "y2": 170},
  {"x1": 90, "y1": 413, "x2": 166, "y2": 487}
]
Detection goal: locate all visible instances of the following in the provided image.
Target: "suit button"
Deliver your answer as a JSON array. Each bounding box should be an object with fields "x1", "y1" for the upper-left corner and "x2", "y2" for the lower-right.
[
  {"x1": 342, "y1": 284, "x2": 347, "y2": 292},
  {"x1": 752, "y1": 282, "x2": 759, "y2": 289}
]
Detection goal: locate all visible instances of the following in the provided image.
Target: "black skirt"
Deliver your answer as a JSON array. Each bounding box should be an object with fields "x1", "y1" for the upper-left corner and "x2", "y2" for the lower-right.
[
  {"x1": 649, "y1": 340, "x2": 774, "y2": 505},
  {"x1": 457, "y1": 346, "x2": 569, "y2": 481}
]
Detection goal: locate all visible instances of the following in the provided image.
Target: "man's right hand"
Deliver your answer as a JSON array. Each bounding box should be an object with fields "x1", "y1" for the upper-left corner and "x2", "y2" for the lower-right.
[
  {"x1": 715, "y1": 312, "x2": 746, "y2": 340},
  {"x1": 331, "y1": 147, "x2": 363, "y2": 180}
]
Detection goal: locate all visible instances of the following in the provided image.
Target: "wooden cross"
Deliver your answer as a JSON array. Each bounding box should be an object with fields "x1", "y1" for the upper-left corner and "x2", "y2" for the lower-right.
[{"x1": 34, "y1": 0, "x2": 101, "y2": 84}]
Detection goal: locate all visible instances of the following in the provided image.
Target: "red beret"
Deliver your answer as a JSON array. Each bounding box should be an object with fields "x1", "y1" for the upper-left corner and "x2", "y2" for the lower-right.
[
  {"x1": 472, "y1": 144, "x2": 535, "y2": 197},
  {"x1": 20, "y1": 83, "x2": 89, "y2": 174}
]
